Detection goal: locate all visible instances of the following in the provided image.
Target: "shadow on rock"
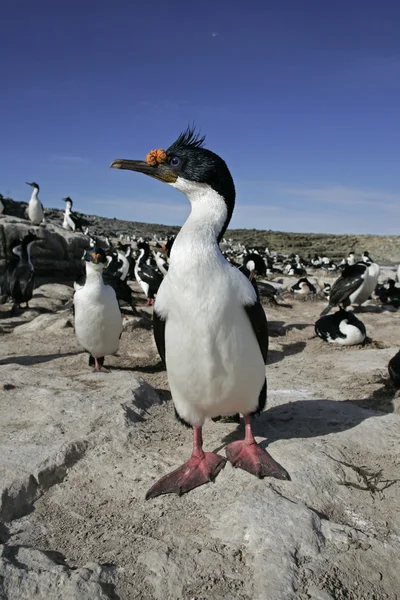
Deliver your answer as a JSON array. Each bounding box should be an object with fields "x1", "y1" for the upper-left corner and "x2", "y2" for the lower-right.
[
  {"x1": 213, "y1": 398, "x2": 386, "y2": 452},
  {"x1": 348, "y1": 381, "x2": 398, "y2": 415},
  {"x1": 110, "y1": 360, "x2": 165, "y2": 374},
  {"x1": 285, "y1": 322, "x2": 313, "y2": 333},
  {"x1": 267, "y1": 341, "x2": 307, "y2": 365},
  {"x1": 0, "y1": 521, "x2": 10, "y2": 543},
  {"x1": 0, "y1": 351, "x2": 81, "y2": 366},
  {"x1": 268, "y1": 320, "x2": 286, "y2": 337},
  {"x1": 354, "y1": 304, "x2": 398, "y2": 314}
]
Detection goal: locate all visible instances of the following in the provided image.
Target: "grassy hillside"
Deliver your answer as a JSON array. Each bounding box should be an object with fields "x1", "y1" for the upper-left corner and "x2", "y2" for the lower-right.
[{"x1": 2, "y1": 197, "x2": 400, "y2": 264}]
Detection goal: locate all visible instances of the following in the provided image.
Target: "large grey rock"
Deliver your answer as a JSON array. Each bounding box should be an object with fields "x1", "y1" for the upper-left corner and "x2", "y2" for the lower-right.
[
  {"x1": 0, "y1": 365, "x2": 161, "y2": 523},
  {"x1": 0, "y1": 545, "x2": 117, "y2": 600},
  {"x1": 0, "y1": 216, "x2": 88, "y2": 279}
]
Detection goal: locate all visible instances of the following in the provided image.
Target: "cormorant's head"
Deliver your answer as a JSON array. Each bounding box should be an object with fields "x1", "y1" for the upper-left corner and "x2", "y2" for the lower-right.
[
  {"x1": 64, "y1": 197, "x2": 73, "y2": 207},
  {"x1": 111, "y1": 127, "x2": 235, "y2": 240},
  {"x1": 83, "y1": 246, "x2": 107, "y2": 266},
  {"x1": 26, "y1": 182, "x2": 39, "y2": 190}
]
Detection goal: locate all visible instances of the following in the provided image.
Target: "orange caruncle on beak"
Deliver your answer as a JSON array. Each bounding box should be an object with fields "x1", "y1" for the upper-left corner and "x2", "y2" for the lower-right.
[{"x1": 145, "y1": 148, "x2": 167, "y2": 166}]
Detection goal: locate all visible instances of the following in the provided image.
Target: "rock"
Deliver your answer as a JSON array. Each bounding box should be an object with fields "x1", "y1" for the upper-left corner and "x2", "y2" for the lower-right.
[
  {"x1": 12, "y1": 313, "x2": 73, "y2": 334},
  {"x1": 122, "y1": 312, "x2": 153, "y2": 332},
  {"x1": 0, "y1": 216, "x2": 88, "y2": 279},
  {"x1": 0, "y1": 365, "x2": 161, "y2": 522},
  {"x1": 0, "y1": 545, "x2": 117, "y2": 599}
]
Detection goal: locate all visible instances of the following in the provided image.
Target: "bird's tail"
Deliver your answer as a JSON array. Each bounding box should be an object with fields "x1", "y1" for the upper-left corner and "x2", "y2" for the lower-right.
[{"x1": 320, "y1": 304, "x2": 333, "y2": 316}]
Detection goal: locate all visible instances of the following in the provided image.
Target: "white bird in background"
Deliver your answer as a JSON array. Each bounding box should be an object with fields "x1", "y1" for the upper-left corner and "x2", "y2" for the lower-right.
[{"x1": 26, "y1": 182, "x2": 45, "y2": 226}]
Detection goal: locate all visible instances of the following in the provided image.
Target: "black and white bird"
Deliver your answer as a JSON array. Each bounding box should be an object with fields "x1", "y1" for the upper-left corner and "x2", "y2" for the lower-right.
[
  {"x1": 62, "y1": 197, "x2": 88, "y2": 233},
  {"x1": 388, "y1": 350, "x2": 400, "y2": 388},
  {"x1": 153, "y1": 251, "x2": 169, "y2": 277},
  {"x1": 315, "y1": 309, "x2": 366, "y2": 346},
  {"x1": 114, "y1": 244, "x2": 131, "y2": 281},
  {"x1": 75, "y1": 249, "x2": 136, "y2": 311},
  {"x1": 322, "y1": 283, "x2": 331, "y2": 297},
  {"x1": 73, "y1": 246, "x2": 123, "y2": 372},
  {"x1": 240, "y1": 252, "x2": 267, "y2": 278},
  {"x1": 0, "y1": 194, "x2": 4, "y2": 216},
  {"x1": 26, "y1": 182, "x2": 45, "y2": 225},
  {"x1": 111, "y1": 127, "x2": 289, "y2": 499},
  {"x1": 361, "y1": 251, "x2": 372, "y2": 264},
  {"x1": 134, "y1": 241, "x2": 163, "y2": 305},
  {"x1": 291, "y1": 277, "x2": 317, "y2": 295},
  {"x1": 6, "y1": 233, "x2": 39, "y2": 308},
  {"x1": 321, "y1": 262, "x2": 369, "y2": 316},
  {"x1": 375, "y1": 279, "x2": 400, "y2": 307}
]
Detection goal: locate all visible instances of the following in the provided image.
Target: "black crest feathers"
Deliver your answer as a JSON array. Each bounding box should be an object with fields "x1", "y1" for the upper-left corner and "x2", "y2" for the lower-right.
[{"x1": 167, "y1": 126, "x2": 206, "y2": 154}]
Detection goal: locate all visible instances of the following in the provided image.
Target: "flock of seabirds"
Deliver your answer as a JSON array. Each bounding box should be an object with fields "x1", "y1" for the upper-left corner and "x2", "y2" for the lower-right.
[{"x1": 1, "y1": 128, "x2": 400, "y2": 499}]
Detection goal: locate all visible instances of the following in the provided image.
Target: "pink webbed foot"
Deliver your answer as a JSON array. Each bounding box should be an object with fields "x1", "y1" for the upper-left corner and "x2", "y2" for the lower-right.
[
  {"x1": 226, "y1": 415, "x2": 290, "y2": 481},
  {"x1": 146, "y1": 451, "x2": 226, "y2": 500},
  {"x1": 146, "y1": 426, "x2": 226, "y2": 500},
  {"x1": 92, "y1": 357, "x2": 110, "y2": 373}
]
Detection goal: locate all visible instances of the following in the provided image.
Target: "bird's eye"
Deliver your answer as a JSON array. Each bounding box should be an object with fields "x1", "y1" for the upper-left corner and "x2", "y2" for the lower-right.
[{"x1": 169, "y1": 156, "x2": 181, "y2": 167}]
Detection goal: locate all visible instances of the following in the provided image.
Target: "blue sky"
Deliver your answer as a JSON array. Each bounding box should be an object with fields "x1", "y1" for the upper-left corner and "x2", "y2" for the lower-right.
[{"x1": 1, "y1": 0, "x2": 400, "y2": 234}]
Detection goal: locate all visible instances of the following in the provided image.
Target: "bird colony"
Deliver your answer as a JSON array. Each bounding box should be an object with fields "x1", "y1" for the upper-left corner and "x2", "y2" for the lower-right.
[{"x1": 0, "y1": 129, "x2": 399, "y2": 599}]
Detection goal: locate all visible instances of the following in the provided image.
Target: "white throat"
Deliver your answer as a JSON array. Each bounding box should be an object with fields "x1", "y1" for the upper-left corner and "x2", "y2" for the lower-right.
[
  {"x1": 30, "y1": 188, "x2": 39, "y2": 202},
  {"x1": 85, "y1": 261, "x2": 104, "y2": 282},
  {"x1": 170, "y1": 178, "x2": 228, "y2": 245}
]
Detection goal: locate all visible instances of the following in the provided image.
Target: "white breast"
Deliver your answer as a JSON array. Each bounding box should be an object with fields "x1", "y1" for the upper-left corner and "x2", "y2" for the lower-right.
[
  {"x1": 155, "y1": 183, "x2": 265, "y2": 427},
  {"x1": 74, "y1": 274, "x2": 122, "y2": 358},
  {"x1": 335, "y1": 320, "x2": 365, "y2": 345},
  {"x1": 28, "y1": 198, "x2": 44, "y2": 225},
  {"x1": 352, "y1": 263, "x2": 380, "y2": 305}
]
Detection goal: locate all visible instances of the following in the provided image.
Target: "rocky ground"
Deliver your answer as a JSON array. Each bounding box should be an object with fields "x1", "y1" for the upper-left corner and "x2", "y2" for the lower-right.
[{"x1": 0, "y1": 277, "x2": 400, "y2": 600}]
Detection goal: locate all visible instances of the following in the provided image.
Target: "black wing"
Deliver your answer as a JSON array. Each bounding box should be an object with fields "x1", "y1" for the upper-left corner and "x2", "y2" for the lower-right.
[
  {"x1": 244, "y1": 301, "x2": 268, "y2": 415},
  {"x1": 153, "y1": 309, "x2": 166, "y2": 366},
  {"x1": 138, "y1": 264, "x2": 163, "y2": 291},
  {"x1": 9, "y1": 266, "x2": 34, "y2": 304},
  {"x1": 73, "y1": 211, "x2": 91, "y2": 227},
  {"x1": 103, "y1": 273, "x2": 135, "y2": 309},
  {"x1": 329, "y1": 274, "x2": 364, "y2": 307},
  {"x1": 244, "y1": 301, "x2": 268, "y2": 364}
]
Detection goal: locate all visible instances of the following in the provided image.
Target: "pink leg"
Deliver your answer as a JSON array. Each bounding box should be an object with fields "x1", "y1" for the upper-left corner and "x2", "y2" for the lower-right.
[
  {"x1": 146, "y1": 426, "x2": 227, "y2": 500},
  {"x1": 93, "y1": 357, "x2": 110, "y2": 373},
  {"x1": 226, "y1": 415, "x2": 290, "y2": 480},
  {"x1": 139, "y1": 298, "x2": 152, "y2": 306}
]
